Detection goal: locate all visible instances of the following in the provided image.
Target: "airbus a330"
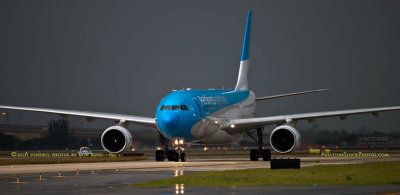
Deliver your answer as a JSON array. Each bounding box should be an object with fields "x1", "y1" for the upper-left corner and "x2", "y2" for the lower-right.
[{"x1": 1, "y1": 11, "x2": 399, "y2": 162}]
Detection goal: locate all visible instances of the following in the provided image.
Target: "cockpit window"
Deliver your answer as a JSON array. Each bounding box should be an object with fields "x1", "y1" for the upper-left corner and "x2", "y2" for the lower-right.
[
  {"x1": 181, "y1": 105, "x2": 189, "y2": 111},
  {"x1": 160, "y1": 105, "x2": 189, "y2": 111}
]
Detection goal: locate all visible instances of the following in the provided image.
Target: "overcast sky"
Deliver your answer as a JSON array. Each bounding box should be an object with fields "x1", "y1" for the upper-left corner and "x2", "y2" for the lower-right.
[{"x1": 0, "y1": 0, "x2": 399, "y2": 132}]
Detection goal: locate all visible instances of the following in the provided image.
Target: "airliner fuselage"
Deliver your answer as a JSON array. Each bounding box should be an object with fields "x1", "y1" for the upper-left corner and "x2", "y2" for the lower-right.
[{"x1": 155, "y1": 89, "x2": 255, "y2": 144}]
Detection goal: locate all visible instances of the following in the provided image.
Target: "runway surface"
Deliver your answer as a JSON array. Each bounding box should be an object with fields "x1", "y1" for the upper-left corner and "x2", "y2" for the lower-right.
[
  {"x1": 1, "y1": 155, "x2": 399, "y2": 194},
  {"x1": 2, "y1": 154, "x2": 400, "y2": 176}
]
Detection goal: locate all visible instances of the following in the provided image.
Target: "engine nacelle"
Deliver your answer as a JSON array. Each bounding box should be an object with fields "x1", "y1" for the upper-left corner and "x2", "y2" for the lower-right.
[
  {"x1": 270, "y1": 125, "x2": 301, "y2": 154},
  {"x1": 101, "y1": 125, "x2": 133, "y2": 154}
]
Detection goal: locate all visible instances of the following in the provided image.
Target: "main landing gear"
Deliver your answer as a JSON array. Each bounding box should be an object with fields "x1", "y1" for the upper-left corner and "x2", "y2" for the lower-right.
[
  {"x1": 155, "y1": 132, "x2": 186, "y2": 162},
  {"x1": 247, "y1": 127, "x2": 271, "y2": 161}
]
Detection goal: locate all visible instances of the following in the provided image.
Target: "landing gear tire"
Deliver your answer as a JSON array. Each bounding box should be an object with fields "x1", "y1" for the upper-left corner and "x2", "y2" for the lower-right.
[
  {"x1": 155, "y1": 150, "x2": 165, "y2": 161},
  {"x1": 250, "y1": 149, "x2": 259, "y2": 161},
  {"x1": 180, "y1": 152, "x2": 186, "y2": 162},
  {"x1": 167, "y1": 150, "x2": 176, "y2": 161},
  {"x1": 261, "y1": 149, "x2": 271, "y2": 161},
  {"x1": 173, "y1": 152, "x2": 179, "y2": 162},
  {"x1": 157, "y1": 132, "x2": 169, "y2": 162},
  {"x1": 250, "y1": 149, "x2": 271, "y2": 161},
  {"x1": 248, "y1": 128, "x2": 272, "y2": 161}
]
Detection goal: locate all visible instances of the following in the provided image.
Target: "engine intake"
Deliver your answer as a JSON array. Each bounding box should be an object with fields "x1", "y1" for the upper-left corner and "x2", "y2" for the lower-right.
[
  {"x1": 270, "y1": 125, "x2": 301, "y2": 154},
  {"x1": 101, "y1": 126, "x2": 133, "y2": 154}
]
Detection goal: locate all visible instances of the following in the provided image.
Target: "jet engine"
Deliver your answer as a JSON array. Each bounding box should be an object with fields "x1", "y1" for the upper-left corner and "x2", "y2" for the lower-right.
[
  {"x1": 101, "y1": 125, "x2": 133, "y2": 154},
  {"x1": 270, "y1": 125, "x2": 301, "y2": 154}
]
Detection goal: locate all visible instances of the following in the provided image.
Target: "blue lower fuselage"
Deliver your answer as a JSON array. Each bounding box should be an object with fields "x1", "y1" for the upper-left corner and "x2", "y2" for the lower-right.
[{"x1": 155, "y1": 89, "x2": 250, "y2": 142}]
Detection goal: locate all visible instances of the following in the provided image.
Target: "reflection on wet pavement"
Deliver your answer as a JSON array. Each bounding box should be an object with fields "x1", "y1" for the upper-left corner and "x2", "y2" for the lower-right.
[
  {"x1": 175, "y1": 183, "x2": 184, "y2": 194},
  {"x1": 174, "y1": 169, "x2": 184, "y2": 177}
]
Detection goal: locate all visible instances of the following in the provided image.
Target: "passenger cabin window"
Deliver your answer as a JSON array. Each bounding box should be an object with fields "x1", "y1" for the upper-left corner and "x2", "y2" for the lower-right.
[{"x1": 205, "y1": 106, "x2": 215, "y2": 110}]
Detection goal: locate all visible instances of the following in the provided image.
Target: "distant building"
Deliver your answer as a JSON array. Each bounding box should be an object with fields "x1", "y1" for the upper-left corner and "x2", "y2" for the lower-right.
[{"x1": 359, "y1": 136, "x2": 400, "y2": 149}]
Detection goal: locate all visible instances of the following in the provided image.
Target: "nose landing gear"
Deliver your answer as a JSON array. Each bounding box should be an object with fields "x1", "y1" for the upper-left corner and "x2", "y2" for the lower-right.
[
  {"x1": 171, "y1": 138, "x2": 186, "y2": 162},
  {"x1": 155, "y1": 132, "x2": 186, "y2": 162},
  {"x1": 247, "y1": 127, "x2": 271, "y2": 161}
]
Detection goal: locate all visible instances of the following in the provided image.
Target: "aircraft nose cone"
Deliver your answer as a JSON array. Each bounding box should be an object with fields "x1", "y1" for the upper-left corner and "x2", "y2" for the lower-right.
[{"x1": 161, "y1": 112, "x2": 179, "y2": 129}]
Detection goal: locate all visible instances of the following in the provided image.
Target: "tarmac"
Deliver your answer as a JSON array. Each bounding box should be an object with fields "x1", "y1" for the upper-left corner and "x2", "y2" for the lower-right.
[{"x1": 0, "y1": 154, "x2": 399, "y2": 194}]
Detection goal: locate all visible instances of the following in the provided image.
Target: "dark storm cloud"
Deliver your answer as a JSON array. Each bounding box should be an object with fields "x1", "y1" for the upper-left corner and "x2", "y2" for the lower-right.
[{"x1": 0, "y1": 0, "x2": 399, "y2": 131}]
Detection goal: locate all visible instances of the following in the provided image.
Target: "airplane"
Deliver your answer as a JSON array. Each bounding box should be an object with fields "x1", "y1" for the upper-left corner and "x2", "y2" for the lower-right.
[{"x1": 1, "y1": 11, "x2": 400, "y2": 162}]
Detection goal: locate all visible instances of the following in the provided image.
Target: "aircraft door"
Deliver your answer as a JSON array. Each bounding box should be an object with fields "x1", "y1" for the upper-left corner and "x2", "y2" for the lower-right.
[{"x1": 192, "y1": 98, "x2": 205, "y2": 119}]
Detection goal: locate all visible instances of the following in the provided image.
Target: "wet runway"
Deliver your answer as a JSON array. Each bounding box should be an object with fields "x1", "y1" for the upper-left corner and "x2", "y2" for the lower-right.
[
  {"x1": 1, "y1": 155, "x2": 399, "y2": 194},
  {"x1": 2, "y1": 168, "x2": 400, "y2": 195},
  {"x1": 2, "y1": 155, "x2": 400, "y2": 176},
  {"x1": 1, "y1": 168, "x2": 185, "y2": 194}
]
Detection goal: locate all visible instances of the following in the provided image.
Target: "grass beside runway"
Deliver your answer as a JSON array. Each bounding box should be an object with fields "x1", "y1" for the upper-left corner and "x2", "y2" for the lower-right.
[{"x1": 128, "y1": 161, "x2": 400, "y2": 187}]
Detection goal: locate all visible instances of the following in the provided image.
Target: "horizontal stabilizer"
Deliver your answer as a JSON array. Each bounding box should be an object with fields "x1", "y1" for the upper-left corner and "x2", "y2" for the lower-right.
[{"x1": 256, "y1": 89, "x2": 328, "y2": 101}]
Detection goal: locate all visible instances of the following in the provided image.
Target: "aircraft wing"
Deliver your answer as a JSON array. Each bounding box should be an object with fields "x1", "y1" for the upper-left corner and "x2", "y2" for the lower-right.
[
  {"x1": 222, "y1": 106, "x2": 400, "y2": 132},
  {"x1": 0, "y1": 105, "x2": 156, "y2": 128}
]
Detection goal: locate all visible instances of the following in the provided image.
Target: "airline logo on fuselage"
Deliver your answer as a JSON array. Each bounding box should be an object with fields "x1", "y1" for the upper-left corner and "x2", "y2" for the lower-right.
[{"x1": 198, "y1": 96, "x2": 229, "y2": 105}]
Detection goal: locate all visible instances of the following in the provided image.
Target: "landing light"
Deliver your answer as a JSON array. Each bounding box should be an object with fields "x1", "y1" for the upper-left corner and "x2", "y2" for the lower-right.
[
  {"x1": 179, "y1": 139, "x2": 184, "y2": 144},
  {"x1": 1, "y1": 112, "x2": 6, "y2": 115},
  {"x1": 174, "y1": 140, "x2": 179, "y2": 145},
  {"x1": 230, "y1": 124, "x2": 235, "y2": 128},
  {"x1": 157, "y1": 147, "x2": 161, "y2": 150}
]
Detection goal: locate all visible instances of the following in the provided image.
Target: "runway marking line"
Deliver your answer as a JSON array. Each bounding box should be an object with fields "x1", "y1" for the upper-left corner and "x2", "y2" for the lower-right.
[
  {"x1": 9, "y1": 181, "x2": 27, "y2": 184},
  {"x1": 9, "y1": 176, "x2": 27, "y2": 184}
]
